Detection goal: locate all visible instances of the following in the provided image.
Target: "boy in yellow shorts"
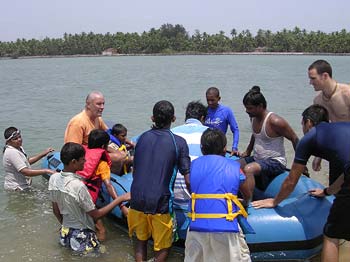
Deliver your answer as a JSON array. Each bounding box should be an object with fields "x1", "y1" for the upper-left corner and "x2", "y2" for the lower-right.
[{"x1": 128, "y1": 100, "x2": 190, "y2": 262}]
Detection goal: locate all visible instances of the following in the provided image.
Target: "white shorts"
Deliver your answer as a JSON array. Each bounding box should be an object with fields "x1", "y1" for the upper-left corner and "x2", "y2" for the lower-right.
[{"x1": 184, "y1": 228, "x2": 251, "y2": 262}]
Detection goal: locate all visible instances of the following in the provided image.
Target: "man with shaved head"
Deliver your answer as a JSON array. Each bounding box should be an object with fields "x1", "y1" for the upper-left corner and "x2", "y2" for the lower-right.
[
  {"x1": 65, "y1": 91, "x2": 108, "y2": 145},
  {"x1": 64, "y1": 91, "x2": 127, "y2": 173}
]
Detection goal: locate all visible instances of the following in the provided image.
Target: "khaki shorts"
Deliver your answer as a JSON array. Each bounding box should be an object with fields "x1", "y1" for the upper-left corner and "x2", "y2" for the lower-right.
[
  {"x1": 128, "y1": 208, "x2": 173, "y2": 251},
  {"x1": 184, "y1": 229, "x2": 251, "y2": 262}
]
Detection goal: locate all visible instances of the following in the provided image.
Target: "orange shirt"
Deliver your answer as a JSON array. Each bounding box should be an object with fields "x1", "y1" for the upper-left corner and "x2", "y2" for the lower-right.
[
  {"x1": 64, "y1": 110, "x2": 108, "y2": 145},
  {"x1": 95, "y1": 160, "x2": 110, "y2": 181}
]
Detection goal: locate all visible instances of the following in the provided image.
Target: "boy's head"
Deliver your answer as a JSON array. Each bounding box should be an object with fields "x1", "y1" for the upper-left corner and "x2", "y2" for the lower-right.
[
  {"x1": 185, "y1": 101, "x2": 207, "y2": 122},
  {"x1": 301, "y1": 104, "x2": 329, "y2": 134},
  {"x1": 88, "y1": 129, "x2": 110, "y2": 149},
  {"x1": 200, "y1": 128, "x2": 227, "y2": 156},
  {"x1": 4, "y1": 126, "x2": 22, "y2": 146},
  {"x1": 60, "y1": 142, "x2": 86, "y2": 171},
  {"x1": 111, "y1": 124, "x2": 127, "y2": 143},
  {"x1": 206, "y1": 87, "x2": 221, "y2": 109},
  {"x1": 152, "y1": 100, "x2": 175, "y2": 129}
]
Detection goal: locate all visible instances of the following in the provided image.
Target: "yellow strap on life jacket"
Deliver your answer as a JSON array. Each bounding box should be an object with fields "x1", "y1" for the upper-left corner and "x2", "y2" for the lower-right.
[
  {"x1": 118, "y1": 145, "x2": 129, "y2": 174},
  {"x1": 188, "y1": 193, "x2": 248, "y2": 221}
]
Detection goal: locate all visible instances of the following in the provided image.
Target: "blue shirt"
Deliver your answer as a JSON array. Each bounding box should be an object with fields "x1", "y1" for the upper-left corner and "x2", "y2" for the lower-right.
[
  {"x1": 130, "y1": 128, "x2": 190, "y2": 214},
  {"x1": 171, "y1": 119, "x2": 208, "y2": 206},
  {"x1": 205, "y1": 104, "x2": 240, "y2": 151},
  {"x1": 294, "y1": 122, "x2": 350, "y2": 190},
  {"x1": 189, "y1": 155, "x2": 245, "y2": 232}
]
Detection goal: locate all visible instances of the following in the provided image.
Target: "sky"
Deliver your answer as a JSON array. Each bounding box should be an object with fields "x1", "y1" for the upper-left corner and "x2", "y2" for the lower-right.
[{"x1": 1, "y1": 0, "x2": 349, "y2": 42}]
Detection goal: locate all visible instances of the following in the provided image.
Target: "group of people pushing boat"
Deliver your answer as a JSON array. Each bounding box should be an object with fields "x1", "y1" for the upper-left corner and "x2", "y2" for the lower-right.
[{"x1": 3, "y1": 59, "x2": 350, "y2": 262}]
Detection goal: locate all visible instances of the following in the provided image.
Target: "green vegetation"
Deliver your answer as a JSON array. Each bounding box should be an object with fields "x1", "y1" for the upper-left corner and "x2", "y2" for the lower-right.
[{"x1": 1, "y1": 24, "x2": 350, "y2": 57}]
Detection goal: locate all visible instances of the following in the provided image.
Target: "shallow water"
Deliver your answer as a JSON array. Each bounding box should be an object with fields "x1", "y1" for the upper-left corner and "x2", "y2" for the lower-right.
[{"x1": 1, "y1": 54, "x2": 350, "y2": 261}]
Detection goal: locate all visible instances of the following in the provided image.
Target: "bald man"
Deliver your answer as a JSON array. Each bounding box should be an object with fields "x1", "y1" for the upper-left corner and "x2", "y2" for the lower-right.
[
  {"x1": 64, "y1": 91, "x2": 108, "y2": 145},
  {"x1": 64, "y1": 91, "x2": 127, "y2": 173}
]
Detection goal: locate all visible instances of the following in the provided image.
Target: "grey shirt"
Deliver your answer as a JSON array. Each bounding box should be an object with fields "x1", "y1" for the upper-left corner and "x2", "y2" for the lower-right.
[
  {"x1": 48, "y1": 171, "x2": 96, "y2": 231},
  {"x1": 2, "y1": 145, "x2": 32, "y2": 190}
]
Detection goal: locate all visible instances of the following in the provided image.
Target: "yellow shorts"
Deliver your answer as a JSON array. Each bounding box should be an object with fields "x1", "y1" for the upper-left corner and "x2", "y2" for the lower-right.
[{"x1": 128, "y1": 208, "x2": 173, "y2": 251}]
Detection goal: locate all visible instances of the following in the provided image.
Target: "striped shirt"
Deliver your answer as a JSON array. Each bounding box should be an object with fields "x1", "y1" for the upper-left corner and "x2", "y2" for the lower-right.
[{"x1": 171, "y1": 119, "x2": 208, "y2": 206}]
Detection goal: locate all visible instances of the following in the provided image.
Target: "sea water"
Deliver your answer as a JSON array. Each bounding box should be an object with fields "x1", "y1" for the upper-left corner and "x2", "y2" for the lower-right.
[{"x1": 1, "y1": 54, "x2": 350, "y2": 261}]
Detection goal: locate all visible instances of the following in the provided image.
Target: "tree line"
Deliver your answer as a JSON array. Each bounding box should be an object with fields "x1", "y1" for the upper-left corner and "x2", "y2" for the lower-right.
[{"x1": 1, "y1": 24, "x2": 350, "y2": 58}]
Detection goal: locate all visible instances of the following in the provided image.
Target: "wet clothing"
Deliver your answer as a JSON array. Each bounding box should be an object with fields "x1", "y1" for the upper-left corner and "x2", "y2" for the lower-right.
[
  {"x1": 171, "y1": 119, "x2": 208, "y2": 206},
  {"x1": 64, "y1": 110, "x2": 108, "y2": 145},
  {"x1": 49, "y1": 171, "x2": 96, "y2": 231},
  {"x1": 294, "y1": 122, "x2": 350, "y2": 240},
  {"x1": 130, "y1": 128, "x2": 190, "y2": 214},
  {"x1": 2, "y1": 145, "x2": 32, "y2": 190},
  {"x1": 59, "y1": 226, "x2": 101, "y2": 253},
  {"x1": 205, "y1": 104, "x2": 240, "y2": 151},
  {"x1": 127, "y1": 209, "x2": 174, "y2": 251}
]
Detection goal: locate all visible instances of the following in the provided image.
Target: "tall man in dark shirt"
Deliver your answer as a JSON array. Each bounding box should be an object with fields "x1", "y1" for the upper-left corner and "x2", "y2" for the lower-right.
[{"x1": 252, "y1": 104, "x2": 350, "y2": 262}]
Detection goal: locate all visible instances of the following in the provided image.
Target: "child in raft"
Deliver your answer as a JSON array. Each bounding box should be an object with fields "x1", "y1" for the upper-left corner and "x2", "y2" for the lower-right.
[{"x1": 108, "y1": 123, "x2": 134, "y2": 174}]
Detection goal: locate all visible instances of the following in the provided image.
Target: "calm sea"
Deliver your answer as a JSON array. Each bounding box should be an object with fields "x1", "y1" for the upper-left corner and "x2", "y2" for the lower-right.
[{"x1": 1, "y1": 55, "x2": 350, "y2": 261}]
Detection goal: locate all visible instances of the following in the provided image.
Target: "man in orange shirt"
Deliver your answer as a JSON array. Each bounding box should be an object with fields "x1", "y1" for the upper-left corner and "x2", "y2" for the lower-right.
[
  {"x1": 64, "y1": 91, "x2": 127, "y2": 173},
  {"x1": 64, "y1": 91, "x2": 108, "y2": 145}
]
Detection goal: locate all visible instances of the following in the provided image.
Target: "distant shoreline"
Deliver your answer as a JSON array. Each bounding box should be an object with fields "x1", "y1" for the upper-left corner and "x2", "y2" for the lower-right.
[{"x1": 1, "y1": 52, "x2": 350, "y2": 60}]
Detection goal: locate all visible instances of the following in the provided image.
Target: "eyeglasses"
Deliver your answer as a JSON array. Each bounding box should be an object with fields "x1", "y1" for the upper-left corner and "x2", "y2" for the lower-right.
[{"x1": 6, "y1": 130, "x2": 21, "y2": 142}]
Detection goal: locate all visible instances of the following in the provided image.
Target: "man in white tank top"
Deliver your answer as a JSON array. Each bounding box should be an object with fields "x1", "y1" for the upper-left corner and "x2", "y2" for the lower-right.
[{"x1": 238, "y1": 86, "x2": 299, "y2": 198}]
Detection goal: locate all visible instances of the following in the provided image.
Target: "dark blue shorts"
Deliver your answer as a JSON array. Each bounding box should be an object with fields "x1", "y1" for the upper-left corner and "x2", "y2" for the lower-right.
[{"x1": 245, "y1": 156, "x2": 285, "y2": 190}]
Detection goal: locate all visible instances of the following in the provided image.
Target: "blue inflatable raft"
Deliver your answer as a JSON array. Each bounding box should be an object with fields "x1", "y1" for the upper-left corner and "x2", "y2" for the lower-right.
[{"x1": 42, "y1": 152, "x2": 333, "y2": 261}]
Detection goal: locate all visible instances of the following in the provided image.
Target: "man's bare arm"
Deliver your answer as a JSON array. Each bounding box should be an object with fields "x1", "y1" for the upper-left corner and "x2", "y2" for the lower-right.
[{"x1": 251, "y1": 162, "x2": 305, "y2": 208}]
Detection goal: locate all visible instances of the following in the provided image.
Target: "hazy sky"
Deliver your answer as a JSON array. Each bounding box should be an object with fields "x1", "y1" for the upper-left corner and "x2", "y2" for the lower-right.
[{"x1": 1, "y1": 0, "x2": 349, "y2": 41}]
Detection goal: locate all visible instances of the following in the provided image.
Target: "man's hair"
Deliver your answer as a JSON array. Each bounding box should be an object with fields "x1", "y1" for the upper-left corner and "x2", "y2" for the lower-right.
[
  {"x1": 88, "y1": 129, "x2": 110, "y2": 149},
  {"x1": 111, "y1": 123, "x2": 127, "y2": 136},
  {"x1": 302, "y1": 104, "x2": 329, "y2": 126},
  {"x1": 185, "y1": 101, "x2": 207, "y2": 121},
  {"x1": 4, "y1": 126, "x2": 18, "y2": 140},
  {"x1": 85, "y1": 91, "x2": 104, "y2": 103},
  {"x1": 60, "y1": 142, "x2": 85, "y2": 165},
  {"x1": 206, "y1": 87, "x2": 220, "y2": 97},
  {"x1": 200, "y1": 128, "x2": 227, "y2": 155},
  {"x1": 152, "y1": 100, "x2": 175, "y2": 129},
  {"x1": 308, "y1": 60, "x2": 332, "y2": 78},
  {"x1": 243, "y1": 85, "x2": 267, "y2": 109}
]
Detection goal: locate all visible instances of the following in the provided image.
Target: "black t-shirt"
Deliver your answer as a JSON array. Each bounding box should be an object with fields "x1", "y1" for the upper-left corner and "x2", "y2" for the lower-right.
[
  {"x1": 130, "y1": 128, "x2": 190, "y2": 214},
  {"x1": 294, "y1": 122, "x2": 350, "y2": 190}
]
